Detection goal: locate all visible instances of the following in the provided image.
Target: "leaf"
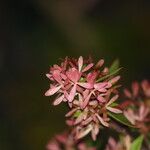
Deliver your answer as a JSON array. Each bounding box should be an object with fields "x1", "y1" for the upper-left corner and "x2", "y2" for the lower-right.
[
  {"x1": 130, "y1": 135, "x2": 144, "y2": 150},
  {"x1": 74, "y1": 110, "x2": 82, "y2": 117},
  {"x1": 109, "y1": 59, "x2": 120, "y2": 73},
  {"x1": 79, "y1": 77, "x2": 86, "y2": 82},
  {"x1": 96, "y1": 67, "x2": 122, "y2": 82},
  {"x1": 108, "y1": 112, "x2": 135, "y2": 128},
  {"x1": 109, "y1": 102, "x2": 119, "y2": 107}
]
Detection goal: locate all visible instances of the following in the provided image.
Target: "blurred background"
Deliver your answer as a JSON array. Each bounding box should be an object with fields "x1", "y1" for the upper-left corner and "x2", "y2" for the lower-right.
[{"x1": 0, "y1": 0, "x2": 150, "y2": 149}]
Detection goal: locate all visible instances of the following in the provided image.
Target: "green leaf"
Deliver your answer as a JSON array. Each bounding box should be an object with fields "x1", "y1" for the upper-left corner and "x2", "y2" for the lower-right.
[
  {"x1": 79, "y1": 77, "x2": 86, "y2": 82},
  {"x1": 96, "y1": 67, "x2": 122, "y2": 82},
  {"x1": 109, "y1": 102, "x2": 119, "y2": 107},
  {"x1": 109, "y1": 59, "x2": 120, "y2": 73},
  {"x1": 130, "y1": 135, "x2": 144, "y2": 150},
  {"x1": 73, "y1": 110, "x2": 82, "y2": 117},
  {"x1": 108, "y1": 112, "x2": 135, "y2": 128}
]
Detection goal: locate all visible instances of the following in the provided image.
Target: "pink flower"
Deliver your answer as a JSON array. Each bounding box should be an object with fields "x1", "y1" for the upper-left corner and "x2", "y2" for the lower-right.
[
  {"x1": 123, "y1": 80, "x2": 150, "y2": 100},
  {"x1": 124, "y1": 103, "x2": 149, "y2": 130},
  {"x1": 45, "y1": 57, "x2": 119, "y2": 108},
  {"x1": 124, "y1": 82, "x2": 139, "y2": 99},
  {"x1": 45, "y1": 56, "x2": 94, "y2": 106},
  {"x1": 46, "y1": 131, "x2": 97, "y2": 150},
  {"x1": 66, "y1": 94, "x2": 122, "y2": 140},
  {"x1": 123, "y1": 80, "x2": 150, "y2": 134},
  {"x1": 105, "y1": 135, "x2": 131, "y2": 150},
  {"x1": 45, "y1": 56, "x2": 121, "y2": 140},
  {"x1": 141, "y1": 80, "x2": 150, "y2": 97}
]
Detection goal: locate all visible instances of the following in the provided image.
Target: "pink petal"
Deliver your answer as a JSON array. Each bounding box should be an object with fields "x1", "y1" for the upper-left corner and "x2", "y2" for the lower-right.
[
  {"x1": 87, "y1": 72, "x2": 97, "y2": 84},
  {"x1": 68, "y1": 102, "x2": 73, "y2": 108},
  {"x1": 81, "y1": 93, "x2": 92, "y2": 109},
  {"x1": 94, "y1": 82, "x2": 108, "y2": 92},
  {"x1": 91, "y1": 124, "x2": 99, "y2": 141},
  {"x1": 52, "y1": 64, "x2": 62, "y2": 71},
  {"x1": 96, "y1": 114, "x2": 109, "y2": 127},
  {"x1": 76, "y1": 85, "x2": 84, "y2": 93},
  {"x1": 66, "y1": 68, "x2": 81, "y2": 83},
  {"x1": 78, "y1": 82, "x2": 93, "y2": 89},
  {"x1": 89, "y1": 100, "x2": 98, "y2": 106},
  {"x1": 124, "y1": 89, "x2": 132, "y2": 98},
  {"x1": 65, "y1": 108, "x2": 78, "y2": 117},
  {"x1": 78, "y1": 93, "x2": 84, "y2": 104},
  {"x1": 102, "y1": 67, "x2": 109, "y2": 74},
  {"x1": 46, "y1": 73, "x2": 52, "y2": 79},
  {"x1": 139, "y1": 104, "x2": 149, "y2": 120},
  {"x1": 95, "y1": 59, "x2": 104, "y2": 68},
  {"x1": 83, "y1": 90, "x2": 90, "y2": 99},
  {"x1": 107, "y1": 137, "x2": 117, "y2": 150},
  {"x1": 66, "y1": 120, "x2": 74, "y2": 126},
  {"x1": 74, "y1": 113, "x2": 85, "y2": 125},
  {"x1": 109, "y1": 76, "x2": 120, "y2": 85},
  {"x1": 132, "y1": 82, "x2": 139, "y2": 97},
  {"x1": 82, "y1": 117, "x2": 93, "y2": 125},
  {"x1": 60, "y1": 73, "x2": 67, "y2": 80},
  {"x1": 46, "y1": 141, "x2": 60, "y2": 150},
  {"x1": 105, "y1": 82, "x2": 112, "y2": 88},
  {"x1": 107, "y1": 107, "x2": 122, "y2": 113},
  {"x1": 45, "y1": 85, "x2": 62, "y2": 96},
  {"x1": 106, "y1": 95, "x2": 119, "y2": 106},
  {"x1": 76, "y1": 125, "x2": 92, "y2": 139},
  {"x1": 52, "y1": 70, "x2": 62, "y2": 84},
  {"x1": 124, "y1": 110, "x2": 135, "y2": 125},
  {"x1": 56, "y1": 134, "x2": 67, "y2": 144},
  {"x1": 63, "y1": 98, "x2": 67, "y2": 102},
  {"x1": 97, "y1": 95, "x2": 106, "y2": 103},
  {"x1": 67, "y1": 84, "x2": 77, "y2": 102},
  {"x1": 82, "y1": 63, "x2": 94, "y2": 72},
  {"x1": 78, "y1": 143, "x2": 86, "y2": 150},
  {"x1": 53, "y1": 95, "x2": 64, "y2": 105},
  {"x1": 73, "y1": 100, "x2": 80, "y2": 105},
  {"x1": 141, "y1": 80, "x2": 150, "y2": 97},
  {"x1": 78, "y1": 56, "x2": 83, "y2": 72}
]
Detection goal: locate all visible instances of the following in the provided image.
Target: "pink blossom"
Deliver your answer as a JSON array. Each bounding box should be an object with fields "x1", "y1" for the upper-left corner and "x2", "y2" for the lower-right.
[
  {"x1": 124, "y1": 103, "x2": 149, "y2": 127},
  {"x1": 123, "y1": 80, "x2": 150, "y2": 134},
  {"x1": 46, "y1": 131, "x2": 97, "y2": 150},
  {"x1": 105, "y1": 135, "x2": 131, "y2": 150},
  {"x1": 124, "y1": 81, "x2": 139, "y2": 99},
  {"x1": 45, "y1": 56, "x2": 121, "y2": 140},
  {"x1": 141, "y1": 80, "x2": 150, "y2": 97},
  {"x1": 66, "y1": 94, "x2": 122, "y2": 140}
]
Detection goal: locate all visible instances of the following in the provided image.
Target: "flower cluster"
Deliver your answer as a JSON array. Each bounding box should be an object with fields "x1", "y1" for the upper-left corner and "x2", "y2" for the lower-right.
[
  {"x1": 105, "y1": 135, "x2": 131, "y2": 150},
  {"x1": 46, "y1": 131, "x2": 96, "y2": 150},
  {"x1": 123, "y1": 80, "x2": 150, "y2": 134},
  {"x1": 45, "y1": 56, "x2": 122, "y2": 140}
]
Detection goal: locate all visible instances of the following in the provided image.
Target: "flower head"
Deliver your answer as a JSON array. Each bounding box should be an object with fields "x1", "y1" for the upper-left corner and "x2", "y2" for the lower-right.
[
  {"x1": 45, "y1": 56, "x2": 121, "y2": 140},
  {"x1": 46, "y1": 131, "x2": 96, "y2": 150},
  {"x1": 66, "y1": 94, "x2": 122, "y2": 141},
  {"x1": 45, "y1": 56, "x2": 120, "y2": 108},
  {"x1": 105, "y1": 135, "x2": 131, "y2": 150},
  {"x1": 123, "y1": 80, "x2": 150, "y2": 134}
]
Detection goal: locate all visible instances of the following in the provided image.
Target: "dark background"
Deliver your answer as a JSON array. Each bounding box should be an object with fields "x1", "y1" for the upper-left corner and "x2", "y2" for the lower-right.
[{"x1": 0, "y1": 0, "x2": 150, "y2": 149}]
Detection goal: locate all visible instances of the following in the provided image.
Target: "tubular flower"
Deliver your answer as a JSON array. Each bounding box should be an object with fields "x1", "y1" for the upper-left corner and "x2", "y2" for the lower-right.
[
  {"x1": 123, "y1": 80, "x2": 150, "y2": 134},
  {"x1": 45, "y1": 56, "x2": 121, "y2": 140},
  {"x1": 46, "y1": 132, "x2": 96, "y2": 150}
]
